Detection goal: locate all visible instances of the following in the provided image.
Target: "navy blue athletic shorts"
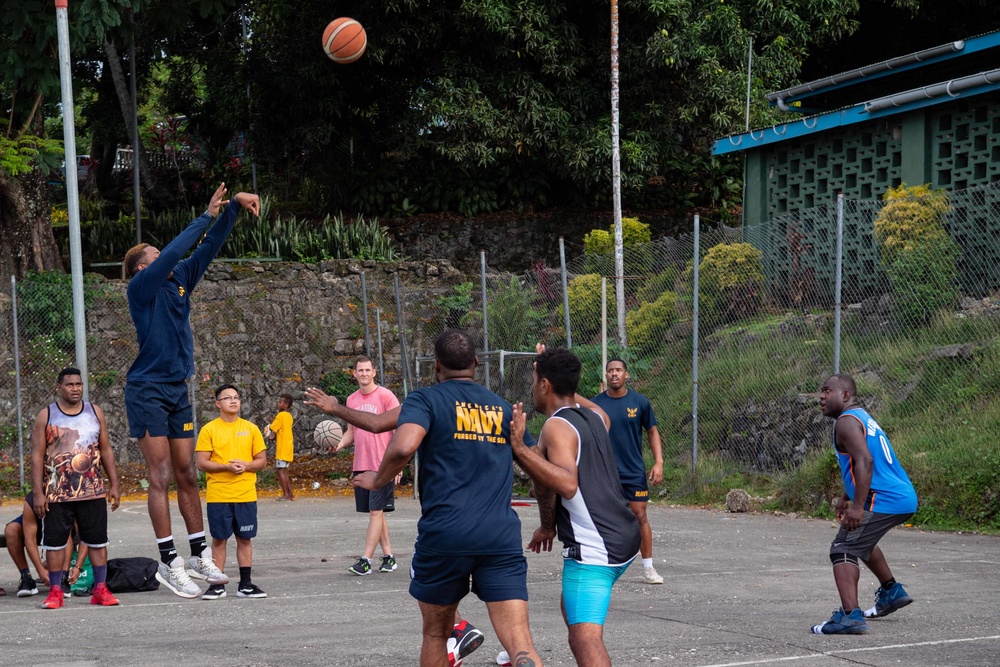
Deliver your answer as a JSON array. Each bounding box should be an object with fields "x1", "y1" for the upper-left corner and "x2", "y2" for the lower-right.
[
  {"x1": 207, "y1": 502, "x2": 258, "y2": 540},
  {"x1": 409, "y1": 550, "x2": 528, "y2": 606},
  {"x1": 125, "y1": 380, "x2": 194, "y2": 439}
]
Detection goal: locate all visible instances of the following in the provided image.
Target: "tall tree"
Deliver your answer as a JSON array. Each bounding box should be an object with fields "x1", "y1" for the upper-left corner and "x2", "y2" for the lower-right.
[{"x1": 233, "y1": 0, "x2": 873, "y2": 217}]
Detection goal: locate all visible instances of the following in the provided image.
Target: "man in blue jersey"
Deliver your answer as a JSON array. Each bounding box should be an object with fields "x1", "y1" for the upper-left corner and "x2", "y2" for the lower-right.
[
  {"x1": 813, "y1": 374, "x2": 917, "y2": 635},
  {"x1": 591, "y1": 358, "x2": 664, "y2": 584},
  {"x1": 353, "y1": 329, "x2": 543, "y2": 667},
  {"x1": 122, "y1": 183, "x2": 260, "y2": 599},
  {"x1": 511, "y1": 347, "x2": 640, "y2": 667}
]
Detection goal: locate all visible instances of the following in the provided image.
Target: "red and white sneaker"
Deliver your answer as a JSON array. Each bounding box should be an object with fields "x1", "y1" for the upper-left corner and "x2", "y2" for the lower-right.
[
  {"x1": 90, "y1": 583, "x2": 120, "y2": 606},
  {"x1": 41, "y1": 586, "x2": 64, "y2": 609},
  {"x1": 446, "y1": 637, "x2": 462, "y2": 667},
  {"x1": 496, "y1": 650, "x2": 512, "y2": 666}
]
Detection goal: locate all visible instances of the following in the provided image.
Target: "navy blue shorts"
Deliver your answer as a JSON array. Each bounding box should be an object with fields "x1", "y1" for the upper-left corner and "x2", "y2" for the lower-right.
[
  {"x1": 207, "y1": 502, "x2": 258, "y2": 540},
  {"x1": 621, "y1": 481, "x2": 650, "y2": 503},
  {"x1": 409, "y1": 550, "x2": 528, "y2": 606},
  {"x1": 354, "y1": 476, "x2": 395, "y2": 513},
  {"x1": 125, "y1": 380, "x2": 194, "y2": 439}
]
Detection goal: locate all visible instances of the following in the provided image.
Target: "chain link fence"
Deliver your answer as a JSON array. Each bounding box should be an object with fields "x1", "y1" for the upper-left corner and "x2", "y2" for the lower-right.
[{"x1": 4, "y1": 182, "x2": 1000, "y2": 523}]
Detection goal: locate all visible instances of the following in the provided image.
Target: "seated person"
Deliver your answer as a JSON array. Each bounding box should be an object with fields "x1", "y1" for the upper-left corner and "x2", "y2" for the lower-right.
[
  {"x1": 4, "y1": 492, "x2": 48, "y2": 597},
  {"x1": 4, "y1": 492, "x2": 76, "y2": 598}
]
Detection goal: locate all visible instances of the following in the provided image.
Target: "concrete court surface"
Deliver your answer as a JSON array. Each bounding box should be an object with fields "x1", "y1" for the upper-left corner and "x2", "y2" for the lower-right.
[{"x1": 0, "y1": 496, "x2": 997, "y2": 667}]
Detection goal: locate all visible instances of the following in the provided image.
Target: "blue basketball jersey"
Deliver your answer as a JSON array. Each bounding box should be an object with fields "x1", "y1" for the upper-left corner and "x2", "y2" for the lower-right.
[{"x1": 834, "y1": 407, "x2": 917, "y2": 514}]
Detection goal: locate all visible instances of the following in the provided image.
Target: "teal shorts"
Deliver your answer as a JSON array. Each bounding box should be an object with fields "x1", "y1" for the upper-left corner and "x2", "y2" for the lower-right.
[{"x1": 562, "y1": 557, "x2": 634, "y2": 625}]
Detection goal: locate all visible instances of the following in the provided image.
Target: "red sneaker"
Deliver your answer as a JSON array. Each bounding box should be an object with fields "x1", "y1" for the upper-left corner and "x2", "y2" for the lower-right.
[
  {"x1": 41, "y1": 586, "x2": 64, "y2": 609},
  {"x1": 90, "y1": 583, "x2": 120, "y2": 607}
]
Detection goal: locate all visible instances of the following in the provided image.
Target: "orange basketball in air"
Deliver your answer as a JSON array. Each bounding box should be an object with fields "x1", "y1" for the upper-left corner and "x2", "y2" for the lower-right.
[{"x1": 322, "y1": 17, "x2": 367, "y2": 64}]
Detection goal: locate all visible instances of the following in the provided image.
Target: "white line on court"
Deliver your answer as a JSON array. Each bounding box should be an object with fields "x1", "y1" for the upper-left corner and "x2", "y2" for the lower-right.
[{"x1": 696, "y1": 634, "x2": 1000, "y2": 667}]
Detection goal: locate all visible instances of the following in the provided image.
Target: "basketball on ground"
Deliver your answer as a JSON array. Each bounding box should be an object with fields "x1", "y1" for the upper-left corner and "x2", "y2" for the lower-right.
[
  {"x1": 313, "y1": 419, "x2": 344, "y2": 448},
  {"x1": 322, "y1": 18, "x2": 367, "y2": 64}
]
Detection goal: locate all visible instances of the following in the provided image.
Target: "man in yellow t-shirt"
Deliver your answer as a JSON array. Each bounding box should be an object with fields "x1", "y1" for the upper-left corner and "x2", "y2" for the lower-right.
[
  {"x1": 195, "y1": 384, "x2": 267, "y2": 600},
  {"x1": 267, "y1": 393, "x2": 295, "y2": 501}
]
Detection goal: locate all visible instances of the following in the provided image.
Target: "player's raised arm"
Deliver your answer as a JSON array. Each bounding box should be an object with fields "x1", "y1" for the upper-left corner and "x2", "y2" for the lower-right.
[{"x1": 304, "y1": 387, "x2": 401, "y2": 433}]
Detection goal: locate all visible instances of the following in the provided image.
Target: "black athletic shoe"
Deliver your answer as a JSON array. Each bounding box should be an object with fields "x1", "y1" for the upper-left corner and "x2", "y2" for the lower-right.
[
  {"x1": 237, "y1": 583, "x2": 267, "y2": 598},
  {"x1": 61, "y1": 579, "x2": 72, "y2": 599},
  {"x1": 16, "y1": 575, "x2": 38, "y2": 598},
  {"x1": 379, "y1": 555, "x2": 397, "y2": 573},
  {"x1": 348, "y1": 557, "x2": 372, "y2": 576},
  {"x1": 202, "y1": 584, "x2": 227, "y2": 600}
]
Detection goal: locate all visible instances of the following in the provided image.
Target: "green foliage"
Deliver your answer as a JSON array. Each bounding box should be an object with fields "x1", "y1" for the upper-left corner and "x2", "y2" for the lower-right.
[
  {"x1": 487, "y1": 277, "x2": 547, "y2": 350},
  {"x1": 684, "y1": 243, "x2": 766, "y2": 327},
  {"x1": 635, "y1": 267, "x2": 681, "y2": 304},
  {"x1": 583, "y1": 217, "x2": 652, "y2": 255},
  {"x1": 321, "y1": 368, "x2": 358, "y2": 402},
  {"x1": 17, "y1": 272, "x2": 111, "y2": 350},
  {"x1": 436, "y1": 282, "x2": 477, "y2": 328},
  {"x1": 0, "y1": 131, "x2": 63, "y2": 177},
  {"x1": 567, "y1": 274, "x2": 610, "y2": 342},
  {"x1": 626, "y1": 291, "x2": 679, "y2": 352},
  {"x1": 874, "y1": 185, "x2": 959, "y2": 326}
]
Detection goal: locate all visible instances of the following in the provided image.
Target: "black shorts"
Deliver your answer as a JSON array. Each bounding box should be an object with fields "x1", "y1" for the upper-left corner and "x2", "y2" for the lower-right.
[
  {"x1": 207, "y1": 502, "x2": 258, "y2": 540},
  {"x1": 125, "y1": 380, "x2": 194, "y2": 439},
  {"x1": 830, "y1": 511, "x2": 914, "y2": 561},
  {"x1": 621, "y1": 481, "x2": 650, "y2": 503},
  {"x1": 354, "y1": 475, "x2": 395, "y2": 513},
  {"x1": 42, "y1": 498, "x2": 108, "y2": 549}
]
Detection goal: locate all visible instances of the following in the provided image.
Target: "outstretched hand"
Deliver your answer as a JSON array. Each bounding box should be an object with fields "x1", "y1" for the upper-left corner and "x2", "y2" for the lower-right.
[
  {"x1": 207, "y1": 183, "x2": 228, "y2": 217},
  {"x1": 234, "y1": 192, "x2": 261, "y2": 216},
  {"x1": 510, "y1": 401, "x2": 527, "y2": 448},
  {"x1": 304, "y1": 387, "x2": 340, "y2": 414},
  {"x1": 527, "y1": 526, "x2": 556, "y2": 553}
]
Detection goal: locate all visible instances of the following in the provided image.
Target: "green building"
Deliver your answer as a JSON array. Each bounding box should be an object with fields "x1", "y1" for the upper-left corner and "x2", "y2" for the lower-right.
[{"x1": 713, "y1": 31, "x2": 1000, "y2": 301}]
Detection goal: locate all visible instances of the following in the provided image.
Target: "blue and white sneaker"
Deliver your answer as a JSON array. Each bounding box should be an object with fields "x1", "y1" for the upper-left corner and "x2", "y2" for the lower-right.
[
  {"x1": 863, "y1": 582, "x2": 913, "y2": 618},
  {"x1": 811, "y1": 607, "x2": 869, "y2": 634}
]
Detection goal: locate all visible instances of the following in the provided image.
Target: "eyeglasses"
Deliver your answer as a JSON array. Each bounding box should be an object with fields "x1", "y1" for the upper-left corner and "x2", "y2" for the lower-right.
[{"x1": 217, "y1": 395, "x2": 240, "y2": 402}]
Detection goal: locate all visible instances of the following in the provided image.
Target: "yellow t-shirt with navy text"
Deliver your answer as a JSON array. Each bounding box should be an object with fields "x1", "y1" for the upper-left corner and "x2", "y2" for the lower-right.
[
  {"x1": 269, "y1": 410, "x2": 294, "y2": 462},
  {"x1": 196, "y1": 417, "x2": 266, "y2": 503}
]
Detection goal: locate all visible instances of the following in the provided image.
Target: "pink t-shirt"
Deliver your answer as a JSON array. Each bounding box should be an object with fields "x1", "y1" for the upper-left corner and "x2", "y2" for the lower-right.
[{"x1": 346, "y1": 385, "x2": 400, "y2": 472}]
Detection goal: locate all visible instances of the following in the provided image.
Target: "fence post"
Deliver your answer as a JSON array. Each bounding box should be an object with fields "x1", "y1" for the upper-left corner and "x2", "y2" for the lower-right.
[
  {"x1": 834, "y1": 195, "x2": 845, "y2": 375},
  {"x1": 560, "y1": 237, "x2": 572, "y2": 348},
  {"x1": 499, "y1": 349, "x2": 506, "y2": 398},
  {"x1": 393, "y1": 273, "x2": 410, "y2": 396},
  {"x1": 12, "y1": 276, "x2": 25, "y2": 489},
  {"x1": 480, "y1": 250, "x2": 491, "y2": 387},
  {"x1": 361, "y1": 272, "x2": 371, "y2": 356},
  {"x1": 692, "y1": 215, "x2": 700, "y2": 474},
  {"x1": 601, "y1": 277, "x2": 607, "y2": 390},
  {"x1": 376, "y1": 306, "x2": 385, "y2": 381}
]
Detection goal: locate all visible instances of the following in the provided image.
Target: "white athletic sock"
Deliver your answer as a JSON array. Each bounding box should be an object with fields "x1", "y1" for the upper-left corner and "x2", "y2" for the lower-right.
[{"x1": 642, "y1": 558, "x2": 654, "y2": 569}]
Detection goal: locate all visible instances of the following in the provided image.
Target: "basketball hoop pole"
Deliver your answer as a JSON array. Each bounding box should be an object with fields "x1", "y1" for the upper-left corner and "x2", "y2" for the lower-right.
[{"x1": 55, "y1": 0, "x2": 90, "y2": 400}]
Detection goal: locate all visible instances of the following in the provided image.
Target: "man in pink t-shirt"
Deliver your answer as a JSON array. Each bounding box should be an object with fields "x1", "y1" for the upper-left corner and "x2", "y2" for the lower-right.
[{"x1": 333, "y1": 355, "x2": 401, "y2": 576}]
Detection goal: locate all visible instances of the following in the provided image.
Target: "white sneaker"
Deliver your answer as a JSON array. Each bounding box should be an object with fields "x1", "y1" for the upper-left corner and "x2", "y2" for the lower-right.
[
  {"x1": 156, "y1": 557, "x2": 201, "y2": 598},
  {"x1": 496, "y1": 650, "x2": 511, "y2": 666},
  {"x1": 188, "y1": 552, "x2": 230, "y2": 584},
  {"x1": 643, "y1": 565, "x2": 664, "y2": 584}
]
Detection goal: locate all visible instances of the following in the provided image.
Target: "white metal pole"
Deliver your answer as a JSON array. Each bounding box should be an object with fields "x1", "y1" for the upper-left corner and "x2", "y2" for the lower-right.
[
  {"x1": 601, "y1": 277, "x2": 608, "y2": 392},
  {"x1": 559, "y1": 237, "x2": 572, "y2": 348},
  {"x1": 12, "y1": 276, "x2": 25, "y2": 488},
  {"x1": 55, "y1": 0, "x2": 89, "y2": 399},
  {"x1": 692, "y1": 215, "x2": 701, "y2": 473},
  {"x1": 610, "y1": 0, "x2": 626, "y2": 347},
  {"x1": 834, "y1": 195, "x2": 845, "y2": 374}
]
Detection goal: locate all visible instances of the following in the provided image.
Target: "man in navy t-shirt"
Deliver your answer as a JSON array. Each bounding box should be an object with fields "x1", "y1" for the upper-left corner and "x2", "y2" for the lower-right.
[
  {"x1": 354, "y1": 329, "x2": 543, "y2": 667},
  {"x1": 591, "y1": 358, "x2": 665, "y2": 585},
  {"x1": 122, "y1": 183, "x2": 259, "y2": 598}
]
